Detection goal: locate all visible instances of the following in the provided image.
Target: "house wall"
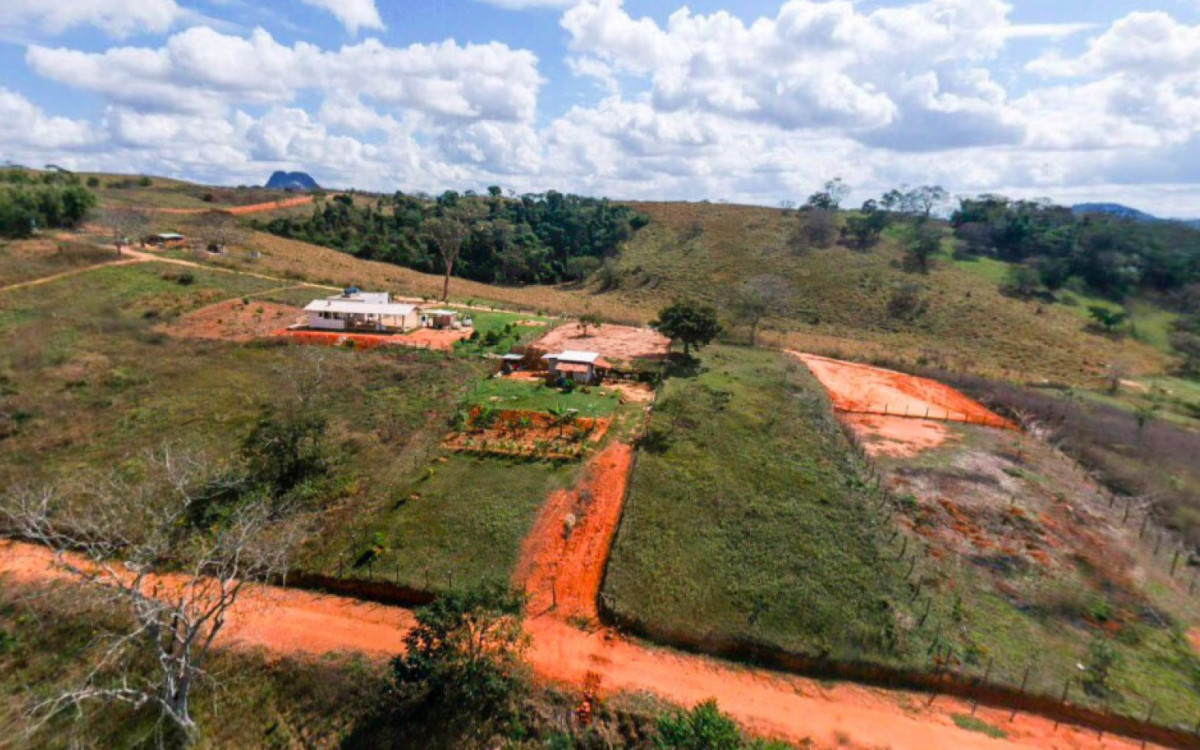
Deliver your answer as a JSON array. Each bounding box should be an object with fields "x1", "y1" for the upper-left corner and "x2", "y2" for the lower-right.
[
  {"x1": 380, "y1": 312, "x2": 419, "y2": 332},
  {"x1": 307, "y1": 312, "x2": 347, "y2": 331}
]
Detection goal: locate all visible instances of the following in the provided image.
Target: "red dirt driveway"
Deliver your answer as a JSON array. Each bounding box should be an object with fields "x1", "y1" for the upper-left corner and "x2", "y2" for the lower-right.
[{"x1": 513, "y1": 442, "x2": 634, "y2": 620}]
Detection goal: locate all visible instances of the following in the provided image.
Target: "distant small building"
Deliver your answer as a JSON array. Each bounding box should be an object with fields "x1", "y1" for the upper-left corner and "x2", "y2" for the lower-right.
[
  {"x1": 422, "y1": 308, "x2": 460, "y2": 329},
  {"x1": 145, "y1": 233, "x2": 186, "y2": 248},
  {"x1": 545, "y1": 350, "x2": 603, "y2": 384},
  {"x1": 302, "y1": 289, "x2": 419, "y2": 332}
]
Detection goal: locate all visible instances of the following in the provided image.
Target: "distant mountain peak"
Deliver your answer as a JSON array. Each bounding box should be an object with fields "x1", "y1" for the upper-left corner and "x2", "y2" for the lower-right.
[
  {"x1": 265, "y1": 171, "x2": 319, "y2": 191},
  {"x1": 1071, "y1": 203, "x2": 1157, "y2": 222}
]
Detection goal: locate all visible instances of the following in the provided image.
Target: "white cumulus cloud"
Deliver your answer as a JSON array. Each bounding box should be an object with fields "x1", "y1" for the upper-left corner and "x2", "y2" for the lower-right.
[
  {"x1": 0, "y1": 0, "x2": 180, "y2": 38},
  {"x1": 297, "y1": 0, "x2": 385, "y2": 35}
]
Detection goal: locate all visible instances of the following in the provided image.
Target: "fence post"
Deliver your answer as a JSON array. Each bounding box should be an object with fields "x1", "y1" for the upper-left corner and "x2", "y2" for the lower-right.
[
  {"x1": 1123, "y1": 499, "x2": 1131, "y2": 524},
  {"x1": 1053, "y1": 678, "x2": 1071, "y2": 730},
  {"x1": 338, "y1": 555, "x2": 343, "y2": 579},
  {"x1": 1171, "y1": 549, "x2": 1182, "y2": 577},
  {"x1": 1011, "y1": 664, "x2": 1031, "y2": 722},
  {"x1": 971, "y1": 657, "x2": 993, "y2": 715}
]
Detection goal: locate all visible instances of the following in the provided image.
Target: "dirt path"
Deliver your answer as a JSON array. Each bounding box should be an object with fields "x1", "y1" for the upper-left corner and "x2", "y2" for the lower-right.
[
  {"x1": 0, "y1": 242, "x2": 340, "y2": 297},
  {"x1": 792, "y1": 352, "x2": 1013, "y2": 428},
  {"x1": 513, "y1": 442, "x2": 635, "y2": 619},
  {"x1": 150, "y1": 195, "x2": 314, "y2": 216},
  {"x1": 0, "y1": 257, "x2": 143, "y2": 294},
  {"x1": 0, "y1": 540, "x2": 1158, "y2": 749}
]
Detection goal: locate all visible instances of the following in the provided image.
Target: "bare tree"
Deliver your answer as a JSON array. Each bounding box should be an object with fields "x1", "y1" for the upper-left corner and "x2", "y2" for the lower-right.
[
  {"x1": 425, "y1": 216, "x2": 468, "y2": 301},
  {"x1": 731, "y1": 274, "x2": 791, "y2": 345},
  {"x1": 1, "y1": 448, "x2": 297, "y2": 741},
  {"x1": 194, "y1": 210, "x2": 246, "y2": 253},
  {"x1": 96, "y1": 207, "x2": 149, "y2": 253}
]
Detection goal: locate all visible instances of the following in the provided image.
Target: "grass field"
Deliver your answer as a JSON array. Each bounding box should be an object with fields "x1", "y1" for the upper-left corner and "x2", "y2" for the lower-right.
[
  {"x1": 0, "y1": 239, "x2": 123, "y2": 286},
  {"x1": 308, "y1": 453, "x2": 582, "y2": 592},
  {"x1": 465, "y1": 377, "x2": 621, "y2": 418},
  {"x1": 604, "y1": 345, "x2": 922, "y2": 662},
  {"x1": 0, "y1": 263, "x2": 483, "y2": 551}
]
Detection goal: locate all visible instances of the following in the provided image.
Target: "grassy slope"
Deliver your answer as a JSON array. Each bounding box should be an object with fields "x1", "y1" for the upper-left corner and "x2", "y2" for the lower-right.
[
  {"x1": 604, "y1": 345, "x2": 920, "y2": 662},
  {"x1": 0, "y1": 239, "x2": 123, "y2": 286},
  {"x1": 0, "y1": 263, "x2": 485, "y2": 564},
  {"x1": 873, "y1": 422, "x2": 1200, "y2": 727},
  {"x1": 317, "y1": 454, "x2": 582, "y2": 591},
  {"x1": 156, "y1": 191, "x2": 1170, "y2": 385},
  {"x1": 193, "y1": 231, "x2": 620, "y2": 320},
  {"x1": 614, "y1": 202, "x2": 1168, "y2": 384}
]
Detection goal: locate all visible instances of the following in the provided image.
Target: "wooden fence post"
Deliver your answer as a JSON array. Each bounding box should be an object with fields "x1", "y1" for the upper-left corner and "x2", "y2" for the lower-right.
[
  {"x1": 1053, "y1": 678, "x2": 1071, "y2": 730},
  {"x1": 1011, "y1": 664, "x2": 1031, "y2": 722},
  {"x1": 1171, "y1": 549, "x2": 1181, "y2": 577},
  {"x1": 971, "y1": 658, "x2": 993, "y2": 715}
]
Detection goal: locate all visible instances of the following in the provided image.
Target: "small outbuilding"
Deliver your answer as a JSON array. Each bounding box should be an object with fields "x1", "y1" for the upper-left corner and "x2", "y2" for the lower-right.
[
  {"x1": 544, "y1": 350, "x2": 603, "y2": 385},
  {"x1": 145, "y1": 233, "x2": 186, "y2": 248},
  {"x1": 422, "y1": 309, "x2": 460, "y2": 329}
]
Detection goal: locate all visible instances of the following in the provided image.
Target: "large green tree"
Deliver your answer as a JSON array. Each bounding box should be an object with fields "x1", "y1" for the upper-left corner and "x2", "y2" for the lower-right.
[{"x1": 653, "y1": 300, "x2": 722, "y2": 357}]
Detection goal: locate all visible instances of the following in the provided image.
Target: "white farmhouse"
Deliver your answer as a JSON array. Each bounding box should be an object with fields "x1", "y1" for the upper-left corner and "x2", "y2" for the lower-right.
[{"x1": 303, "y1": 288, "x2": 420, "y2": 333}]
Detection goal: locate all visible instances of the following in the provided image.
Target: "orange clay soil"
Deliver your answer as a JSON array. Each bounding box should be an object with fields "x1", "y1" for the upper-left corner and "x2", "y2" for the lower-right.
[
  {"x1": 276, "y1": 327, "x2": 469, "y2": 351},
  {"x1": 513, "y1": 441, "x2": 634, "y2": 620},
  {"x1": 163, "y1": 298, "x2": 304, "y2": 342},
  {"x1": 531, "y1": 323, "x2": 671, "y2": 365},
  {"x1": 152, "y1": 196, "x2": 314, "y2": 215},
  {"x1": 844, "y1": 413, "x2": 956, "y2": 458},
  {"x1": 793, "y1": 352, "x2": 1014, "y2": 428},
  {"x1": 0, "y1": 539, "x2": 1161, "y2": 750}
]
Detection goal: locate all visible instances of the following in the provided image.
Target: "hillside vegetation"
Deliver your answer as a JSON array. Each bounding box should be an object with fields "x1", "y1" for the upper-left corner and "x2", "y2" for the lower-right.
[
  {"x1": 604, "y1": 345, "x2": 920, "y2": 662},
  {"x1": 608, "y1": 202, "x2": 1168, "y2": 384}
]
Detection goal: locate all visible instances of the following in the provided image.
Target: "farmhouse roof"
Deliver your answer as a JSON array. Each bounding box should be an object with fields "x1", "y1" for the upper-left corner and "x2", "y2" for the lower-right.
[
  {"x1": 546, "y1": 350, "x2": 600, "y2": 364},
  {"x1": 500, "y1": 353, "x2": 525, "y2": 360},
  {"x1": 424, "y1": 308, "x2": 458, "y2": 316},
  {"x1": 304, "y1": 299, "x2": 418, "y2": 316},
  {"x1": 152, "y1": 233, "x2": 185, "y2": 240}
]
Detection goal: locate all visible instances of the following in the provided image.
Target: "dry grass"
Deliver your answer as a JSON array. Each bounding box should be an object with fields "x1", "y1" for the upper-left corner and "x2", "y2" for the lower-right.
[
  {"x1": 614, "y1": 202, "x2": 1169, "y2": 384},
  {"x1": 200, "y1": 231, "x2": 658, "y2": 323},
  {"x1": 0, "y1": 239, "x2": 123, "y2": 286}
]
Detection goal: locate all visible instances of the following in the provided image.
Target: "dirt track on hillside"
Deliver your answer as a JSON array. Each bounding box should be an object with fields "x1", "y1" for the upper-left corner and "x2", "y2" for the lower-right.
[
  {"x1": 150, "y1": 196, "x2": 313, "y2": 216},
  {"x1": 513, "y1": 442, "x2": 634, "y2": 620},
  {"x1": 0, "y1": 540, "x2": 1159, "y2": 749}
]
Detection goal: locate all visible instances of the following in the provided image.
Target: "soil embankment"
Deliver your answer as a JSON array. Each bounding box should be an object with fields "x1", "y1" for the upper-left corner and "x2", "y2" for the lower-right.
[{"x1": 794, "y1": 352, "x2": 1013, "y2": 427}]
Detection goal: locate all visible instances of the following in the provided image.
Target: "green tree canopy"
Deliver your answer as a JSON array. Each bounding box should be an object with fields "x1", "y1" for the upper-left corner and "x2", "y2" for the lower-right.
[{"x1": 653, "y1": 300, "x2": 722, "y2": 357}]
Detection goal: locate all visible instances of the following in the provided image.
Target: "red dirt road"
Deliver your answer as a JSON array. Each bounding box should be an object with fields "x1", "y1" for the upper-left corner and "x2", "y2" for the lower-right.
[
  {"x1": 513, "y1": 442, "x2": 634, "y2": 620},
  {"x1": 151, "y1": 196, "x2": 314, "y2": 216},
  {"x1": 0, "y1": 541, "x2": 1161, "y2": 749},
  {"x1": 794, "y1": 352, "x2": 1013, "y2": 428}
]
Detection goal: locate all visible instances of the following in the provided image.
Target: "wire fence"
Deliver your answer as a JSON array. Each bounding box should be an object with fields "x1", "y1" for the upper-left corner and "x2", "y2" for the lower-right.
[
  {"x1": 836, "y1": 417, "x2": 1200, "y2": 743},
  {"x1": 833, "y1": 401, "x2": 1016, "y2": 430}
]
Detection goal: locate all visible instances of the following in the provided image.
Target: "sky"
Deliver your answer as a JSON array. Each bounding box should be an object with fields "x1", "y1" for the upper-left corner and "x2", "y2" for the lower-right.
[{"x1": 3, "y1": 0, "x2": 1200, "y2": 215}]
